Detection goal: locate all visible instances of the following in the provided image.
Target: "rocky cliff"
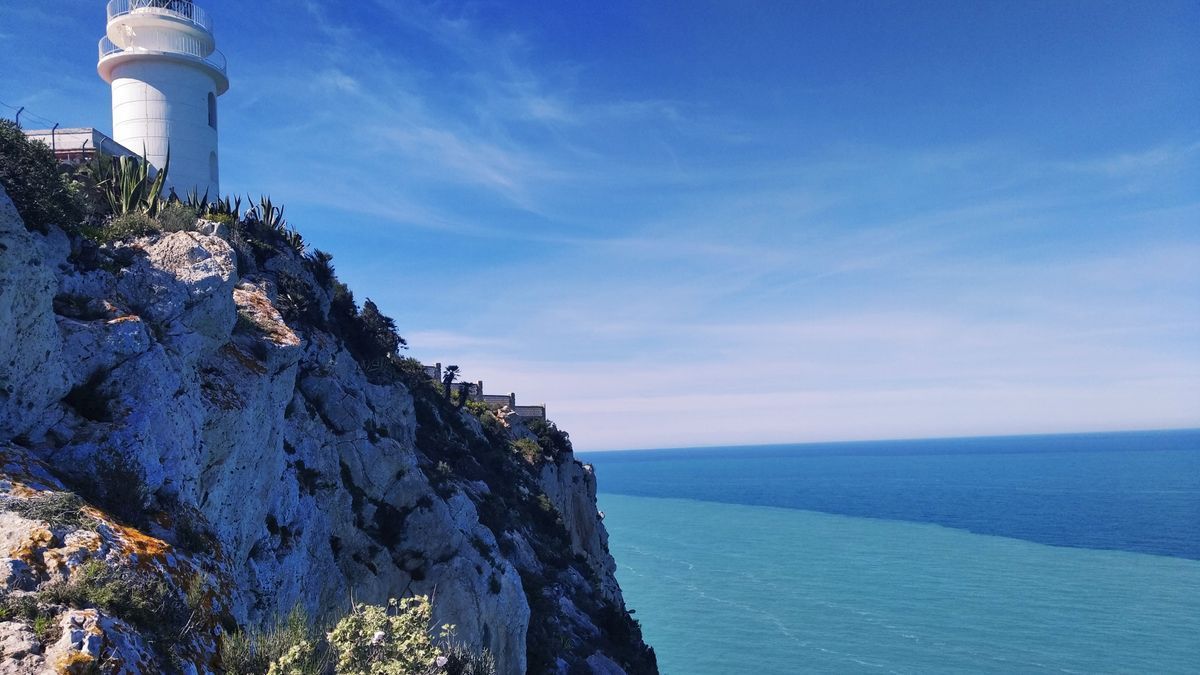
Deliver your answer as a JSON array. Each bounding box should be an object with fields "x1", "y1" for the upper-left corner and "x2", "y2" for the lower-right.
[{"x1": 0, "y1": 184, "x2": 656, "y2": 674}]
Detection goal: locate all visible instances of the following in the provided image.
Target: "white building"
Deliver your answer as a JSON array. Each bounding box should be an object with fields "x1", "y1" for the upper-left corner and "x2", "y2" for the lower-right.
[
  {"x1": 96, "y1": 0, "x2": 228, "y2": 197},
  {"x1": 21, "y1": 127, "x2": 136, "y2": 163}
]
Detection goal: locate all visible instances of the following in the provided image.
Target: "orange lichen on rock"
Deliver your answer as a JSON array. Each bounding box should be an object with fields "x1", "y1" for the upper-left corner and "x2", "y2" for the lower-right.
[
  {"x1": 55, "y1": 651, "x2": 97, "y2": 675},
  {"x1": 233, "y1": 283, "x2": 301, "y2": 347},
  {"x1": 10, "y1": 525, "x2": 55, "y2": 570},
  {"x1": 109, "y1": 521, "x2": 172, "y2": 569},
  {"x1": 8, "y1": 482, "x2": 40, "y2": 499}
]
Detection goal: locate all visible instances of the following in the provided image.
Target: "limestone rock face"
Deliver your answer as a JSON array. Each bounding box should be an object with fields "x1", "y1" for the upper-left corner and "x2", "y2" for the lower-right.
[
  {"x1": 0, "y1": 187, "x2": 656, "y2": 675},
  {"x1": 0, "y1": 186, "x2": 70, "y2": 441},
  {"x1": 539, "y1": 458, "x2": 622, "y2": 602}
]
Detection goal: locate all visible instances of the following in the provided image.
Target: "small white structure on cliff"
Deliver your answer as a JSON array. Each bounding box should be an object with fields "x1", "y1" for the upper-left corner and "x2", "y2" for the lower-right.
[{"x1": 96, "y1": 0, "x2": 228, "y2": 196}]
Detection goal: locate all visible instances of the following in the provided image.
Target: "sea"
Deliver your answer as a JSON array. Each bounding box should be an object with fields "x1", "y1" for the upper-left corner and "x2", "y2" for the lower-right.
[{"x1": 581, "y1": 429, "x2": 1200, "y2": 674}]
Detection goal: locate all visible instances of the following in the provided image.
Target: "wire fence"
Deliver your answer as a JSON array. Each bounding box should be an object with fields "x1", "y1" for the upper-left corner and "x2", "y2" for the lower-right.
[{"x1": 0, "y1": 98, "x2": 61, "y2": 129}]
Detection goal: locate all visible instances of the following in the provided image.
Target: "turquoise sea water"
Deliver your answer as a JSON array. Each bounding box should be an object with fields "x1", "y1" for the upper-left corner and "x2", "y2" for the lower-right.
[{"x1": 586, "y1": 431, "x2": 1200, "y2": 673}]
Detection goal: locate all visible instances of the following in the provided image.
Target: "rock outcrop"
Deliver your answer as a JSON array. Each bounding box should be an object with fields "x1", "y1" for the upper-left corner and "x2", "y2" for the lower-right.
[{"x1": 0, "y1": 185, "x2": 656, "y2": 674}]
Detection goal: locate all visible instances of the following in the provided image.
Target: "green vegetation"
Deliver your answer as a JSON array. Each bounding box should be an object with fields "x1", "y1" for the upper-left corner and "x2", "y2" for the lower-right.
[
  {"x1": 0, "y1": 121, "x2": 412, "y2": 369},
  {"x1": 441, "y1": 365, "x2": 461, "y2": 403},
  {"x1": 241, "y1": 194, "x2": 305, "y2": 255},
  {"x1": 328, "y1": 596, "x2": 447, "y2": 675},
  {"x1": 0, "y1": 491, "x2": 93, "y2": 530},
  {"x1": 525, "y1": 418, "x2": 573, "y2": 459},
  {"x1": 37, "y1": 559, "x2": 186, "y2": 633},
  {"x1": 222, "y1": 606, "x2": 327, "y2": 675},
  {"x1": 0, "y1": 592, "x2": 61, "y2": 643},
  {"x1": 94, "y1": 149, "x2": 170, "y2": 218},
  {"x1": 510, "y1": 438, "x2": 543, "y2": 465},
  {"x1": 99, "y1": 210, "x2": 159, "y2": 241},
  {"x1": 0, "y1": 118, "x2": 82, "y2": 233},
  {"x1": 221, "y1": 596, "x2": 495, "y2": 675},
  {"x1": 158, "y1": 201, "x2": 200, "y2": 232},
  {"x1": 185, "y1": 189, "x2": 241, "y2": 223}
]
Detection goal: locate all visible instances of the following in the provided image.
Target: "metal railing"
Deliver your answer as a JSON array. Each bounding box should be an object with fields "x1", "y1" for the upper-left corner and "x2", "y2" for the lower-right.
[
  {"x1": 106, "y1": 0, "x2": 213, "y2": 34},
  {"x1": 99, "y1": 35, "x2": 227, "y2": 74}
]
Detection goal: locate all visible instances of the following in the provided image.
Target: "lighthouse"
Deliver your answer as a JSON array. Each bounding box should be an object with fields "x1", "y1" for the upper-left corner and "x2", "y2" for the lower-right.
[{"x1": 97, "y1": 0, "x2": 228, "y2": 197}]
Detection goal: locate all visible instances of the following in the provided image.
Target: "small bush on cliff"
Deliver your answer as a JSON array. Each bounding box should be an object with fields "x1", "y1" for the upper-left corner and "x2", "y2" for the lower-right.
[
  {"x1": 328, "y1": 596, "x2": 448, "y2": 675},
  {"x1": 0, "y1": 118, "x2": 83, "y2": 233},
  {"x1": 442, "y1": 642, "x2": 496, "y2": 675},
  {"x1": 98, "y1": 211, "x2": 159, "y2": 242},
  {"x1": 222, "y1": 598, "x2": 494, "y2": 675},
  {"x1": 222, "y1": 606, "x2": 327, "y2": 675},
  {"x1": 0, "y1": 491, "x2": 94, "y2": 530},
  {"x1": 510, "y1": 438, "x2": 543, "y2": 465},
  {"x1": 158, "y1": 201, "x2": 199, "y2": 232},
  {"x1": 37, "y1": 559, "x2": 189, "y2": 647},
  {"x1": 294, "y1": 251, "x2": 410, "y2": 380},
  {"x1": 526, "y1": 418, "x2": 573, "y2": 458}
]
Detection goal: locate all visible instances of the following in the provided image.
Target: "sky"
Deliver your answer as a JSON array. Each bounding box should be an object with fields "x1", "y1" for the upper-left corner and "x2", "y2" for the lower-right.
[{"x1": 1, "y1": 0, "x2": 1198, "y2": 450}]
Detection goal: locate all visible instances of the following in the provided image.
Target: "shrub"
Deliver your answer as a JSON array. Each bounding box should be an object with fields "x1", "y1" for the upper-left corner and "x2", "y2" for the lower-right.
[
  {"x1": 99, "y1": 211, "x2": 159, "y2": 242},
  {"x1": 158, "y1": 201, "x2": 199, "y2": 232},
  {"x1": 326, "y1": 596, "x2": 448, "y2": 675},
  {"x1": 172, "y1": 508, "x2": 216, "y2": 554},
  {"x1": 443, "y1": 642, "x2": 496, "y2": 675},
  {"x1": 222, "y1": 606, "x2": 326, "y2": 675},
  {"x1": 526, "y1": 418, "x2": 573, "y2": 457},
  {"x1": 31, "y1": 614, "x2": 58, "y2": 643},
  {"x1": 0, "y1": 592, "x2": 42, "y2": 623},
  {"x1": 536, "y1": 494, "x2": 557, "y2": 516},
  {"x1": 0, "y1": 491, "x2": 94, "y2": 530},
  {"x1": 37, "y1": 560, "x2": 183, "y2": 631},
  {"x1": 510, "y1": 439, "x2": 543, "y2": 465},
  {"x1": 275, "y1": 272, "x2": 322, "y2": 326},
  {"x1": 307, "y1": 249, "x2": 336, "y2": 287},
  {"x1": 266, "y1": 639, "x2": 320, "y2": 675},
  {"x1": 358, "y1": 300, "x2": 406, "y2": 359},
  {"x1": 221, "y1": 598, "x2": 493, "y2": 675},
  {"x1": 0, "y1": 118, "x2": 83, "y2": 233}
]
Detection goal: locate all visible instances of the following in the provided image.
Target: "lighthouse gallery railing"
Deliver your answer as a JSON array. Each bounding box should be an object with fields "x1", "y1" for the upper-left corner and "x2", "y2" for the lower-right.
[
  {"x1": 106, "y1": 0, "x2": 213, "y2": 34},
  {"x1": 99, "y1": 35, "x2": 227, "y2": 75}
]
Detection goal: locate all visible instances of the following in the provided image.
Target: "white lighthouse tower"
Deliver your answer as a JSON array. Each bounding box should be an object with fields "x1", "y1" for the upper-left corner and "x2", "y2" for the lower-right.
[{"x1": 97, "y1": 0, "x2": 228, "y2": 197}]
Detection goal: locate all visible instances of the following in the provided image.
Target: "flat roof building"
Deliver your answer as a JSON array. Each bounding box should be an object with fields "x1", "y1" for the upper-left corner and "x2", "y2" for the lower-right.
[{"x1": 22, "y1": 127, "x2": 137, "y2": 163}]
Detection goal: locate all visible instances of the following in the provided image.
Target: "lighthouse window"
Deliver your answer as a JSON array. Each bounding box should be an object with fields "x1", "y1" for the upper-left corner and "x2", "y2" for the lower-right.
[
  {"x1": 207, "y1": 92, "x2": 217, "y2": 128},
  {"x1": 210, "y1": 151, "x2": 218, "y2": 181}
]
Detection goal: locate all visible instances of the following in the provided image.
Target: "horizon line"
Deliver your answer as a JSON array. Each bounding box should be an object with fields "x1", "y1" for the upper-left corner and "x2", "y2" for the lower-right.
[{"x1": 577, "y1": 426, "x2": 1200, "y2": 454}]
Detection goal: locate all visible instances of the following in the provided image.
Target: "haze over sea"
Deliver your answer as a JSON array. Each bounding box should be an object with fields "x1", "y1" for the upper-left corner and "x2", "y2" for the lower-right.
[{"x1": 583, "y1": 429, "x2": 1200, "y2": 674}]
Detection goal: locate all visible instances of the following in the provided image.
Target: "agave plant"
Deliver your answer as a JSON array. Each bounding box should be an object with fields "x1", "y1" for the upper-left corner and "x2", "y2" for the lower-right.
[
  {"x1": 246, "y1": 194, "x2": 286, "y2": 231},
  {"x1": 184, "y1": 186, "x2": 210, "y2": 214},
  {"x1": 208, "y1": 194, "x2": 241, "y2": 219},
  {"x1": 246, "y1": 194, "x2": 305, "y2": 253},
  {"x1": 191, "y1": 193, "x2": 240, "y2": 220},
  {"x1": 98, "y1": 147, "x2": 170, "y2": 217}
]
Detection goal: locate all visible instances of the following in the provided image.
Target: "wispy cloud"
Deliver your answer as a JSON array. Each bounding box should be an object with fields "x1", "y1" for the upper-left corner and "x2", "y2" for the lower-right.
[{"x1": 11, "y1": 0, "x2": 1193, "y2": 450}]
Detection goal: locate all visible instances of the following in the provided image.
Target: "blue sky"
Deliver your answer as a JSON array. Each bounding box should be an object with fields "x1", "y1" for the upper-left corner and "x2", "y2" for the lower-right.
[{"x1": 2, "y1": 1, "x2": 1198, "y2": 450}]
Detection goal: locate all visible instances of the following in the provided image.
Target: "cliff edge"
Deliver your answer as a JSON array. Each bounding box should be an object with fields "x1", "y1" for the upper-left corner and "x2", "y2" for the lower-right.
[{"x1": 0, "y1": 181, "x2": 656, "y2": 674}]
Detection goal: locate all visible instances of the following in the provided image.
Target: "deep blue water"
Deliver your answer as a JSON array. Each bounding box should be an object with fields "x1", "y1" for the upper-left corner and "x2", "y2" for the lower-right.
[
  {"x1": 583, "y1": 430, "x2": 1200, "y2": 673},
  {"x1": 583, "y1": 429, "x2": 1200, "y2": 560}
]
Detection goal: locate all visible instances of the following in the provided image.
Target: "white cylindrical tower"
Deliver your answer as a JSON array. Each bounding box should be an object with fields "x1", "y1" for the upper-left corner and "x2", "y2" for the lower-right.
[{"x1": 97, "y1": 0, "x2": 229, "y2": 197}]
